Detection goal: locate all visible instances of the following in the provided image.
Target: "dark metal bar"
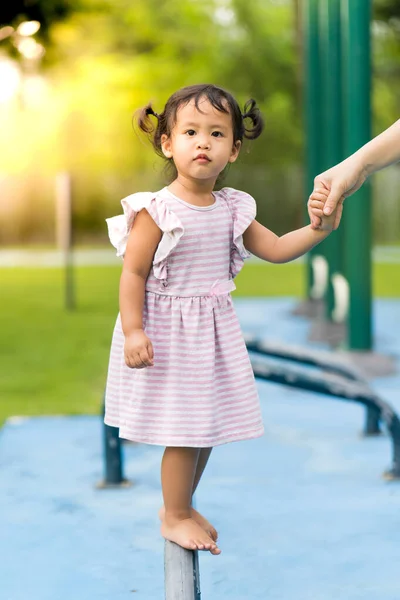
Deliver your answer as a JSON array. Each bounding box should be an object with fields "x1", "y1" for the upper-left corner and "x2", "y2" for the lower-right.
[
  {"x1": 164, "y1": 541, "x2": 201, "y2": 599},
  {"x1": 104, "y1": 422, "x2": 123, "y2": 485},
  {"x1": 245, "y1": 336, "x2": 382, "y2": 435},
  {"x1": 246, "y1": 335, "x2": 361, "y2": 380},
  {"x1": 97, "y1": 399, "x2": 131, "y2": 489},
  {"x1": 251, "y1": 357, "x2": 400, "y2": 480}
]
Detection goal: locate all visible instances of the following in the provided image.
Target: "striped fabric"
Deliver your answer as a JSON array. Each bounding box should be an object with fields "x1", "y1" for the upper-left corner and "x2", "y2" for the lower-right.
[{"x1": 104, "y1": 187, "x2": 264, "y2": 447}]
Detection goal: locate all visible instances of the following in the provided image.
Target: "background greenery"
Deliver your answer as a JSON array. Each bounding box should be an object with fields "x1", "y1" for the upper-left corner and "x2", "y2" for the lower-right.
[
  {"x1": 0, "y1": 0, "x2": 400, "y2": 245},
  {"x1": 1, "y1": 262, "x2": 400, "y2": 426},
  {"x1": 1, "y1": 2, "x2": 400, "y2": 425}
]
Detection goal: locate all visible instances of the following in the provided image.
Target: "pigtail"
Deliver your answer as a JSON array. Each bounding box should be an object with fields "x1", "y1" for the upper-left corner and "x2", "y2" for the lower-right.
[
  {"x1": 134, "y1": 102, "x2": 167, "y2": 161},
  {"x1": 242, "y1": 98, "x2": 264, "y2": 140},
  {"x1": 136, "y1": 103, "x2": 159, "y2": 135}
]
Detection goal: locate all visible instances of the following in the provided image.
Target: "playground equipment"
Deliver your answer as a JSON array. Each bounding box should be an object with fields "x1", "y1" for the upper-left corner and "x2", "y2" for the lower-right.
[
  {"x1": 99, "y1": 336, "x2": 400, "y2": 598},
  {"x1": 98, "y1": 1, "x2": 393, "y2": 596},
  {"x1": 164, "y1": 541, "x2": 201, "y2": 600},
  {"x1": 246, "y1": 336, "x2": 400, "y2": 481},
  {"x1": 100, "y1": 338, "x2": 400, "y2": 489},
  {"x1": 96, "y1": 401, "x2": 131, "y2": 489},
  {"x1": 303, "y1": 0, "x2": 372, "y2": 350}
]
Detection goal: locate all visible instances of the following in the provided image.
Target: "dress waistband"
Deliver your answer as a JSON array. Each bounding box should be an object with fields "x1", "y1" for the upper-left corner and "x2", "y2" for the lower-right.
[{"x1": 145, "y1": 278, "x2": 236, "y2": 298}]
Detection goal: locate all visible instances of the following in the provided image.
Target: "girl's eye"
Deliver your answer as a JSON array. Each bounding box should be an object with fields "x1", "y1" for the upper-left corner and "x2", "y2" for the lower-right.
[
  {"x1": 212, "y1": 131, "x2": 223, "y2": 137},
  {"x1": 185, "y1": 130, "x2": 196, "y2": 136}
]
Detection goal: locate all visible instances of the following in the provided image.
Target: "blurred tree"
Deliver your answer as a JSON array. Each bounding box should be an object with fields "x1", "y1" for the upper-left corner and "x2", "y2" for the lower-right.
[
  {"x1": 372, "y1": 0, "x2": 400, "y2": 135},
  {"x1": 0, "y1": 1, "x2": 72, "y2": 40},
  {"x1": 1, "y1": 0, "x2": 400, "y2": 244},
  {"x1": 374, "y1": 0, "x2": 400, "y2": 20}
]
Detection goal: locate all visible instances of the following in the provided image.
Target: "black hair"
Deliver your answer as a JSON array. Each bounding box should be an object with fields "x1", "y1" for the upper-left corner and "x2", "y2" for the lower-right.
[{"x1": 136, "y1": 84, "x2": 264, "y2": 176}]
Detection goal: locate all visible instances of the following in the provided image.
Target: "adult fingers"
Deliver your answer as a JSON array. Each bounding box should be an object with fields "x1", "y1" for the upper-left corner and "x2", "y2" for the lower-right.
[
  {"x1": 312, "y1": 178, "x2": 330, "y2": 194},
  {"x1": 323, "y1": 183, "x2": 346, "y2": 216},
  {"x1": 332, "y1": 200, "x2": 344, "y2": 230}
]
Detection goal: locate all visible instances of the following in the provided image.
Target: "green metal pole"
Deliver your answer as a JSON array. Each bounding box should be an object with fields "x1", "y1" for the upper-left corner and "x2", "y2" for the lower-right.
[
  {"x1": 341, "y1": 0, "x2": 372, "y2": 350},
  {"x1": 318, "y1": 0, "x2": 345, "y2": 320},
  {"x1": 303, "y1": 0, "x2": 323, "y2": 299}
]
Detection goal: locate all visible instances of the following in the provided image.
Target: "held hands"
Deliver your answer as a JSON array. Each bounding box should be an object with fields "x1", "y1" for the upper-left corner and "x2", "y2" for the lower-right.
[
  {"x1": 308, "y1": 155, "x2": 367, "y2": 230},
  {"x1": 124, "y1": 329, "x2": 154, "y2": 369},
  {"x1": 308, "y1": 188, "x2": 336, "y2": 232}
]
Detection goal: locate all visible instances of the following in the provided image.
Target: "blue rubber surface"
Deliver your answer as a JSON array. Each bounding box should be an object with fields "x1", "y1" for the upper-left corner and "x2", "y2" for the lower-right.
[{"x1": 1, "y1": 298, "x2": 400, "y2": 600}]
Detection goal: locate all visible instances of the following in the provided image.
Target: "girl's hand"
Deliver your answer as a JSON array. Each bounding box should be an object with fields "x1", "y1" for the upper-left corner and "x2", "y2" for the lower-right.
[
  {"x1": 308, "y1": 188, "x2": 336, "y2": 232},
  {"x1": 124, "y1": 329, "x2": 154, "y2": 369},
  {"x1": 311, "y1": 155, "x2": 367, "y2": 229}
]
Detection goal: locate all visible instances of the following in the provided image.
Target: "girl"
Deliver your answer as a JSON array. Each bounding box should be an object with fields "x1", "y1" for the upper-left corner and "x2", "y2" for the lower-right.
[{"x1": 105, "y1": 83, "x2": 334, "y2": 556}]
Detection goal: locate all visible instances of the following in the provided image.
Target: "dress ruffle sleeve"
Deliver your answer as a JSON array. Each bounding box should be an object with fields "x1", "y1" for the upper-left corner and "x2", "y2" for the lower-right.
[
  {"x1": 105, "y1": 191, "x2": 184, "y2": 282},
  {"x1": 220, "y1": 187, "x2": 256, "y2": 278}
]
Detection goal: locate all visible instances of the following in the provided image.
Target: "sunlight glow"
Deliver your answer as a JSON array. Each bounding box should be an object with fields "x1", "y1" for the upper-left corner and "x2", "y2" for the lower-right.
[
  {"x1": 0, "y1": 26, "x2": 14, "y2": 41},
  {"x1": 0, "y1": 58, "x2": 21, "y2": 103},
  {"x1": 16, "y1": 38, "x2": 45, "y2": 60},
  {"x1": 17, "y1": 21, "x2": 41, "y2": 37}
]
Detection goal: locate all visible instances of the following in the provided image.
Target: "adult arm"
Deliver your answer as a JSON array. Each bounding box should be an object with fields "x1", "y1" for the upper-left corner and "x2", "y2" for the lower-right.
[{"x1": 309, "y1": 119, "x2": 400, "y2": 230}]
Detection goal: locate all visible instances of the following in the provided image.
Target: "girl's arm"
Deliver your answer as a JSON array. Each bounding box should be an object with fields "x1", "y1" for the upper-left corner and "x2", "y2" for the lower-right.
[
  {"x1": 120, "y1": 209, "x2": 162, "y2": 368},
  {"x1": 242, "y1": 212, "x2": 335, "y2": 264}
]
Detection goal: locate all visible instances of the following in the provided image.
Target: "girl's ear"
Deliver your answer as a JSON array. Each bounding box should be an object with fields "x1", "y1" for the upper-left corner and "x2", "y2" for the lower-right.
[
  {"x1": 161, "y1": 134, "x2": 173, "y2": 158},
  {"x1": 228, "y1": 140, "x2": 241, "y2": 163}
]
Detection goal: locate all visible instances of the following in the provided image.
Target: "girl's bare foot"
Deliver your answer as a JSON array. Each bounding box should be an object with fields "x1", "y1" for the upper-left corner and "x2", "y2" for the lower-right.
[
  {"x1": 159, "y1": 506, "x2": 218, "y2": 541},
  {"x1": 161, "y1": 516, "x2": 221, "y2": 555}
]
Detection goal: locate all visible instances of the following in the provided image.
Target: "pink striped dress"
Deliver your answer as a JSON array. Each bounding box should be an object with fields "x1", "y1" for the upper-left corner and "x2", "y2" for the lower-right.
[{"x1": 104, "y1": 186, "x2": 264, "y2": 447}]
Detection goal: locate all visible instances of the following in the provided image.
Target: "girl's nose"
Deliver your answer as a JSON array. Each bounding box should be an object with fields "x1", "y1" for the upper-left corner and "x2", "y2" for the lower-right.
[{"x1": 196, "y1": 139, "x2": 211, "y2": 150}]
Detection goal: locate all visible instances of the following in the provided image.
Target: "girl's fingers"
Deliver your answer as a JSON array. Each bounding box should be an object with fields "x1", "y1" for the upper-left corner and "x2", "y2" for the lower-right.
[
  {"x1": 313, "y1": 187, "x2": 329, "y2": 195},
  {"x1": 125, "y1": 352, "x2": 146, "y2": 369},
  {"x1": 309, "y1": 193, "x2": 328, "y2": 203},
  {"x1": 146, "y1": 341, "x2": 154, "y2": 361},
  {"x1": 309, "y1": 200, "x2": 325, "y2": 209},
  {"x1": 139, "y1": 348, "x2": 154, "y2": 367}
]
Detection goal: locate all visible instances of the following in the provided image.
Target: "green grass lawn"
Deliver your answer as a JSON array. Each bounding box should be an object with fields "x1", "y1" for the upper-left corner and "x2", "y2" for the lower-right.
[{"x1": 1, "y1": 263, "x2": 399, "y2": 426}]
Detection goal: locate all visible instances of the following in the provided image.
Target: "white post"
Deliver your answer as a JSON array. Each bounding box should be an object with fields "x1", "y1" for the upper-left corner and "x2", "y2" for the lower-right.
[
  {"x1": 310, "y1": 255, "x2": 329, "y2": 300},
  {"x1": 55, "y1": 172, "x2": 75, "y2": 310},
  {"x1": 331, "y1": 273, "x2": 349, "y2": 323}
]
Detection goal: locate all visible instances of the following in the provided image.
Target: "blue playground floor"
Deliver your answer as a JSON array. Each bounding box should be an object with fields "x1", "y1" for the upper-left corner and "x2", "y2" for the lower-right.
[{"x1": 2, "y1": 298, "x2": 400, "y2": 600}]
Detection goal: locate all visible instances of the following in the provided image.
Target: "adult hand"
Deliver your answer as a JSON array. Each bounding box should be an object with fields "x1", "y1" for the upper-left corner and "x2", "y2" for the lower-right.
[{"x1": 308, "y1": 155, "x2": 368, "y2": 230}]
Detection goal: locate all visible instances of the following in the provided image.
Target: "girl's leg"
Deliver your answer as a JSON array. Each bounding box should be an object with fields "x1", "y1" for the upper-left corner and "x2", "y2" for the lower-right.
[
  {"x1": 192, "y1": 447, "x2": 213, "y2": 496},
  {"x1": 190, "y1": 447, "x2": 218, "y2": 541},
  {"x1": 159, "y1": 448, "x2": 218, "y2": 539},
  {"x1": 160, "y1": 446, "x2": 220, "y2": 554}
]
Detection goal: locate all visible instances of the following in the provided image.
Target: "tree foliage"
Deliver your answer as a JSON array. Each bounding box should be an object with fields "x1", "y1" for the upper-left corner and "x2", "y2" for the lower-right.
[
  {"x1": 0, "y1": 0, "x2": 72, "y2": 40},
  {"x1": 1, "y1": 0, "x2": 400, "y2": 243}
]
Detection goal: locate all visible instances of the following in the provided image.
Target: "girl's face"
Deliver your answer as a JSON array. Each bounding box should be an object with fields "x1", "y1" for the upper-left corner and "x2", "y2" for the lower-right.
[{"x1": 161, "y1": 97, "x2": 241, "y2": 183}]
